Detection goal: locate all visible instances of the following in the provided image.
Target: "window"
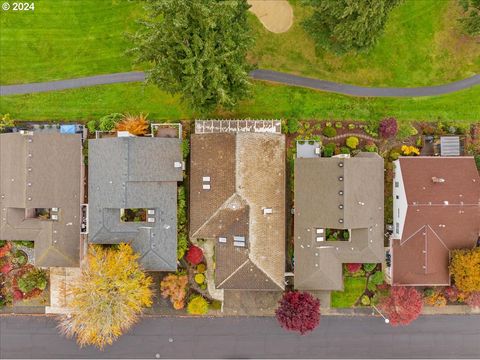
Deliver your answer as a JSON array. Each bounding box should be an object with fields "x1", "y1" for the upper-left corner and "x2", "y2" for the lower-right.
[
  {"x1": 395, "y1": 181, "x2": 399, "y2": 188},
  {"x1": 396, "y1": 195, "x2": 399, "y2": 199},
  {"x1": 395, "y1": 222, "x2": 400, "y2": 234},
  {"x1": 397, "y1": 208, "x2": 400, "y2": 218}
]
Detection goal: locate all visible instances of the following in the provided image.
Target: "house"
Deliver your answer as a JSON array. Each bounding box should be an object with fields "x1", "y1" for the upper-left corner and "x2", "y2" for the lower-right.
[
  {"x1": 294, "y1": 153, "x2": 384, "y2": 290},
  {"x1": 0, "y1": 132, "x2": 83, "y2": 267},
  {"x1": 189, "y1": 129, "x2": 286, "y2": 290},
  {"x1": 390, "y1": 156, "x2": 480, "y2": 286},
  {"x1": 88, "y1": 136, "x2": 183, "y2": 271}
]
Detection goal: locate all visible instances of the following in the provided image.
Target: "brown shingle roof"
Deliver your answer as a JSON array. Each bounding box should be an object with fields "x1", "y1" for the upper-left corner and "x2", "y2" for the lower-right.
[
  {"x1": 0, "y1": 132, "x2": 82, "y2": 267},
  {"x1": 392, "y1": 157, "x2": 480, "y2": 286},
  {"x1": 190, "y1": 133, "x2": 285, "y2": 290}
]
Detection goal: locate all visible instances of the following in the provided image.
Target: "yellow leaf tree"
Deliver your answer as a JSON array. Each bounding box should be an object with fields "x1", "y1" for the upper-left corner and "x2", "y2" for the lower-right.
[
  {"x1": 57, "y1": 244, "x2": 153, "y2": 349},
  {"x1": 449, "y1": 248, "x2": 480, "y2": 292}
]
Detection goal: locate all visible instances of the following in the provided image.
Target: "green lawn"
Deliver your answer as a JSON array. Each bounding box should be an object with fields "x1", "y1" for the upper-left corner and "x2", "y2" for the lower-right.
[
  {"x1": 249, "y1": 0, "x2": 480, "y2": 87},
  {"x1": 1, "y1": 82, "x2": 479, "y2": 122},
  {"x1": 0, "y1": 0, "x2": 143, "y2": 85},
  {"x1": 331, "y1": 277, "x2": 367, "y2": 308}
]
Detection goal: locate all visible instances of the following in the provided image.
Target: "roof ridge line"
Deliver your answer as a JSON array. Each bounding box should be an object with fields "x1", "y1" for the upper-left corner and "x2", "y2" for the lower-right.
[
  {"x1": 426, "y1": 224, "x2": 450, "y2": 251},
  {"x1": 400, "y1": 225, "x2": 426, "y2": 246},
  {"x1": 216, "y1": 259, "x2": 250, "y2": 288}
]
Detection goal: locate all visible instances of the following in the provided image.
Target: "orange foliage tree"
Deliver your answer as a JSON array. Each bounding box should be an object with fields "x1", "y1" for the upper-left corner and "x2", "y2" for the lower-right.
[
  {"x1": 449, "y1": 248, "x2": 480, "y2": 292},
  {"x1": 160, "y1": 273, "x2": 188, "y2": 310},
  {"x1": 115, "y1": 113, "x2": 150, "y2": 136}
]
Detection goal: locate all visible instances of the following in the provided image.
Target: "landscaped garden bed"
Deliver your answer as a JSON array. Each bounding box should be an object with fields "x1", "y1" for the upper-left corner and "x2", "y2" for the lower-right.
[{"x1": 0, "y1": 241, "x2": 49, "y2": 309}]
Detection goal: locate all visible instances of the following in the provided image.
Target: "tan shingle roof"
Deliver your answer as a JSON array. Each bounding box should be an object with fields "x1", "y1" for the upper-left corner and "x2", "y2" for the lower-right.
[{"x1": 190, "y1": 133, "x2": 285, "y2": 290}]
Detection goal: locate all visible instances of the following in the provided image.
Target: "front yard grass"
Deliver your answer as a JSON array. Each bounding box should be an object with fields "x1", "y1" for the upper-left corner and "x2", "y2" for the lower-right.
[
  {"x1": 1, "y1": 81, "x2": 479, "y2": 123},
  {"x1": 249, "y1": 0, "x2": 480, "y2": 87},
  {"x1": 331, "y1": 277, "x2": 367, "y2": 308}
]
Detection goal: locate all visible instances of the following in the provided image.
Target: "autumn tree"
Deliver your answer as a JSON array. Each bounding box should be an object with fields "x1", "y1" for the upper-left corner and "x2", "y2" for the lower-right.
[
  {"x1": 160, "y1": 273, "x2": 188, "y2": 310},
  {"x1": 378, "y1": 286, "x2": 423, "y2": 326},
  {"x1": 131, "y1": 0, "x2": 253, "y2": 113},
  {"x1": 303, "y1": 0, "x2": 401, "y2": 53},
  {"x1": 57, "y1": 244, "x2": 153, "y2": 349},
  {"x1": 115, "y1": 113, "x2": 150, "y2": 136},
  {"x1": 275, "y1": 291, "x2": 320, "y2": 335},
  {"x1": 379, "y1": 117, "x2": 398, "y2": 138},
  {"x1": 449, "y1": 248, "x2": 480, "y2": 292},
  {"x1": 185, "y1": 245, "x2": 203, "y2": 265}
]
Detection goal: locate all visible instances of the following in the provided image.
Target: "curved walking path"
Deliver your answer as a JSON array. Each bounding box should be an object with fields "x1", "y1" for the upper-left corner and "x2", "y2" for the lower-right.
[{"x1": 1, "y1": 69, "x2": 479, "y2": 97}]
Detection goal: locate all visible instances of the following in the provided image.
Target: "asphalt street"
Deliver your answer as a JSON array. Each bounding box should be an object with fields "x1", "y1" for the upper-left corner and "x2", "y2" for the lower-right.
[
  {"x1": 1, "y1": 70, "x2": 479, "y2": 97},
  {"x1": 0, "y1": 315, "x2": 479, "y2": 358}
]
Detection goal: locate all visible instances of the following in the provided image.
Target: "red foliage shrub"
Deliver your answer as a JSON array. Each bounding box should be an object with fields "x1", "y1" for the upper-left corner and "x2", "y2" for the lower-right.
[
  {"x1": 378, "y1": 286, "x2": 423, "y2": 326},
  {"x1": 13, "y1": 290, "x2": 23, "y2": 301},
  {"x1": 345, "y1": 263, "x2": 362, "y2": 274},
  {"x1": 0, "y1": 262, "x2": 13, "y2": 274},
  {"x1": 0, "y1": 242, "x2": 12, "y2": 258},
  {"x1": 185, "y1": 245, "x2": 203, "y2": 265},
  {"x1": 275, "y1": 291, "x2": 320, "y2": 335},
  {"x1": 465, "y1": 292, "x2": 480, "y2": 309},
  {"x1": 443, "y1": 286, "x2": 459, "y2": 303},
  {"x1": 379, "y1": 117, "x2": 398, "y2": 138}
]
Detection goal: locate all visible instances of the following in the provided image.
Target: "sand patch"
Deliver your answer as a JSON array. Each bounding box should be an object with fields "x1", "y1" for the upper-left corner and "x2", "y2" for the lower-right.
[{"x1": 248, "y1": 0, "x2": 293, "y2": 33}]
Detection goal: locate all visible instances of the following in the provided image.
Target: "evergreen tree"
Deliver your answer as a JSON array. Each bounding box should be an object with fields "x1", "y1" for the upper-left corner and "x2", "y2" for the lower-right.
[
  {"x1": 303, "y1": 0, "x2": 401, "y2": 53},
  {"x1": 459, "y1": 0, "x2": 480, "y2": 36},
  {"x1": 131, "y1": 0, "x2": 253, "y2": 113}
]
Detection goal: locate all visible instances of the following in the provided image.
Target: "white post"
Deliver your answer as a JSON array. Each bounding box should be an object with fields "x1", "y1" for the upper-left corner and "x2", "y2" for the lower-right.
[{"x1": 371, "y1": 304, "x2": 390, "y2": 324}]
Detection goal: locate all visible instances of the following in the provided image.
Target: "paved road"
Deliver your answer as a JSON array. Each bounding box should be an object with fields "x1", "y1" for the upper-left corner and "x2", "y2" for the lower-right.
[
  {"x1": 1, "y1": 70, "x2": 479, "y2": 97},
  {"x1": 1, "y1": 315, "x2": 479, "y2": 358}
]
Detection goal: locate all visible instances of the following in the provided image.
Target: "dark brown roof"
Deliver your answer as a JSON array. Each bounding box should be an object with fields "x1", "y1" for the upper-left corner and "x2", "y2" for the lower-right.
[
  {"x1": 0, "y1": 132, "x2": 82, "y2": 267},
  {"x1": 392, "y1": 157, "x2": 480, "y2": 286},
  {"x1": 190, "y1": 133, "x2": 285, "y2": 290}
]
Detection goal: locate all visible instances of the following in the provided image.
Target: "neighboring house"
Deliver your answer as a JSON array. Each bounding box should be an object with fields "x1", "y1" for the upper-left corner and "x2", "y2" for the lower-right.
[
  {"x1": 390, "y1": 156, "x2": 480, "y2": 286},
  {"x1": 189, "y1": 130, "x2": 286, "y2": 290},
  {"x1": 88, "y1": 136, "x2": 183, "y2": 271},
  {"x1": 0, "y1": 132, "x2": 83, "y2": 267},
  {"x1": 294, "y1": 153, "x2": 384, "y2": 290}
]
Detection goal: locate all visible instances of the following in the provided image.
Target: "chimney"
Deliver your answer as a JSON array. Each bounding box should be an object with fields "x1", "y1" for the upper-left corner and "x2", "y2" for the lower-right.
[{"x1": 432, "y1": 177, "x2": 445, "y2": 183}]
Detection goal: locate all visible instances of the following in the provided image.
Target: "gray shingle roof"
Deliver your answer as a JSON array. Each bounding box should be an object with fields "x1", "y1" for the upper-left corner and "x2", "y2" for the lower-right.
[
  {"x1": 88, "y1": 137, "x2": 183, "y2": 271},
  {"x1": 294, "y1": 153, "x2": 384, "y2": 290}
]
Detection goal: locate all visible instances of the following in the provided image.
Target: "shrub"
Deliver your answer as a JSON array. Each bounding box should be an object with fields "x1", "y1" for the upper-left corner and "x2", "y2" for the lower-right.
[
  {"x1": 182, "y1": 139, "x2": 190, "y2": 159},
  {"x1": 209, "y1": 299, "x2": 222, "y2": 311},
  {"x1": 196, "y1": 263, "x2": 206, "y2": 273},
  {"x1": 1, "y1": 263, "x2": 13, "y2": 274},
  {"x1": 177, "y1": 186, "x2": 188, "y2": 260},
  {"x1": 346, "y1": 136, "x2": 359, "y2": 149},
  {"x1": 423, "y1": 290, "x2": 447, "y2": 307},
  {"x1": 13, "y1": 290, "x2": 23, "y2": 301},
  {"x1": 286, "y1": 119, "x2": 299, "y2": 134},
  {"x1": 187, "y1": 295, "x2": 209, "y2": 315},
  {"x1": 389, "y1": 150, "x2": 400, "y2": 161},
  {"x1": 346, "y1": 263, "x2": 362, "y2": 274},
  {"x1": 379, "y1": 117, "x2": 398, "y2": 138},
  {"x1": 86, "y1": 113, "x2": 123, "y2": 133},
  {"x1": 443, "y1": 286, "x2": 459, "y2": 303},
  {"x1": 57, "y1": 244, "x2": 153, "y2": 349},
  {"x1": 18, "y1": 268, "x2": 47, "y2": 293},
  {"x1": 364, "y1": 141, "x2": 378, "y2": 152},
  {"x1": 0, "y1": 242, "x2": 12, "y2": 258},
  {"x1": 465, "y1": 292, "x2": 480, "y2": 309},
  {"x1": 369, "y1": 271, "x2": 384, "y2": 286},
  {"x1": 322, "y1": 126, "x2": 337, "y2": 138},
  {"x1": 13, "y1": 250, "x2": 28, "y2": 267},
  {"x1": 363, "y1": 263, "x2": 377, "y2": 272},
  {"x1": 401, "y1": 145, "x2": 420, "y2": 156},
  {"x1": 449, "y1": 248, "x2": 480, "y2": 292},
  {"x1": 340, "y1": 146, "x2": 351, "y2": 154},
  {"x1": 360, "y1": 295, "x2": 371, "y2": 306},
  {"x1": 185, "y1": 245, "x2": 203, "y2": 265},
  {"x1": 334, "y1": 122, "x2": 342, "y2": 129},
  {"x1": 323, "y1": 142, "x2": 337, "y2": 157},
  {"x1": 160, "y1": 273, "x2": 188, "y2": 310},
  {"x1": 397, "y1": 123, "x2": 418, "y2": 140},
  {"x1": 275, "y1": 291, "x2": 320, "y2": 335},
  {"x1": 194, "y1": 273, "x2": 205, "y2": 285},
  {"x1": 348, "y1": 123, "x2": 356, "y2": 130},
  {"x1": 378, "y1": 287, "x2": 423, "y2": 326},
  {"x1": 0, "y1": 113, "x2": 15, "y2": 132},
  {"x1": 115, "y1": 113, "x2": 150, "y2": 136}
]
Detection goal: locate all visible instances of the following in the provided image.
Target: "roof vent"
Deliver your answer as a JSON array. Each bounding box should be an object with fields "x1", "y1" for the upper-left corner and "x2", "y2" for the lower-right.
[
  {"x1": 202, "y1": 176, "x2": 211, "y2": 191},
  {"x1": 338, "y1": 204, "x2": 344, "y2": 209},
  {"x1": 233, "y1": 236, "x2": 246, "y2": 247},
  {"x1": 432, "y1": 177, "x2": 445, "y2": 183},
  {"x1": 218, "y1": 237, "x2": 227, "y2": 243},
  {"x1": 263, "y1": 208, "x2": 273, "y2": 215},
  {"x1": 338, "y1": 176, "x2": 343, "y2": 181},
  {"x1": 174, "y1": 161, "x2": 182, "y2": 168},
  {"x1": 339, "y1": 218, "x2": 344, "y2": 224},
  {"x1": 444, "y1": 201, "x2": 449, "y2": 205},
  {"x1": 338, "y1": 190, "x2": 343, "y2": 196},
  {"x1": 338, "y1": 162, "x2": 344, "y2": 167}
]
